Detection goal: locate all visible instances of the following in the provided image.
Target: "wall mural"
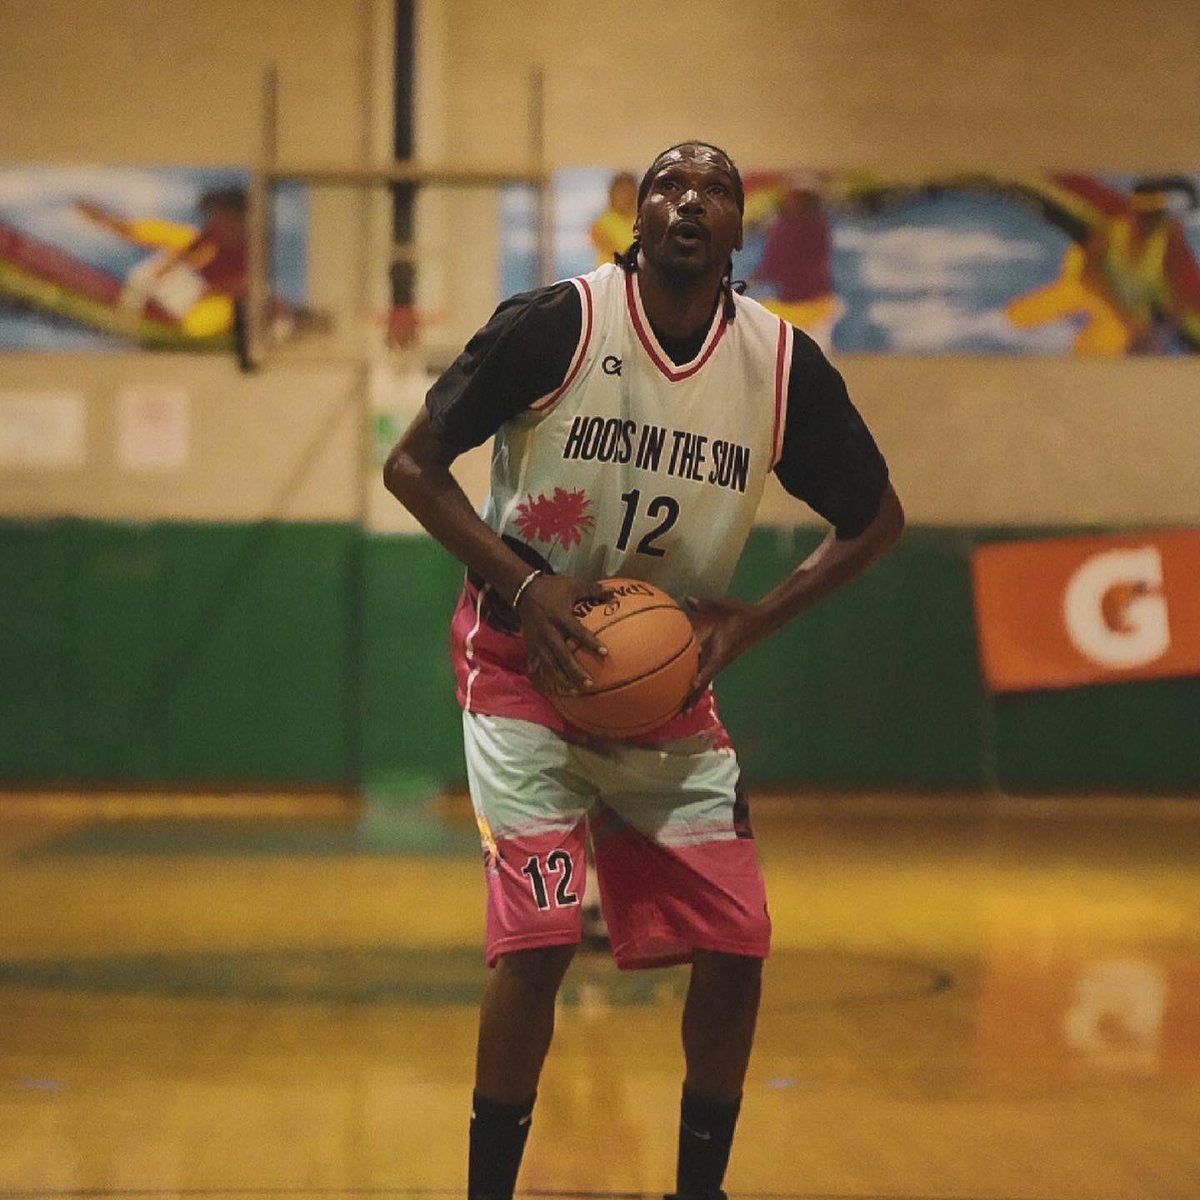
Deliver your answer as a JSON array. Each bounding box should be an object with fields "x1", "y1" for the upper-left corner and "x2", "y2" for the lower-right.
[
  {"x1": 0, "y1": 166, "x2": 307, "y2": 357},
  {"x1": 502, "y1": 168, "x2": 1200, "y2": 357}
]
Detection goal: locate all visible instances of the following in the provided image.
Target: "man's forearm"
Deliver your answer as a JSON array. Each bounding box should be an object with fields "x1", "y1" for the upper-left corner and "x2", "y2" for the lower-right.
[{"x1": 383, "y1": 427, "x2": 534, "y2": 606}]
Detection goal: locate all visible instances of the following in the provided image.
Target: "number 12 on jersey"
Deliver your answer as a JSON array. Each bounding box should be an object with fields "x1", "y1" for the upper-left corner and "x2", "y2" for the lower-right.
[
  {"x1": 615, "y1": 489, "x2": 679, "y2": 558},
  {"x1": 521, "y1": 850, "x2": 580, "y2": 909}
]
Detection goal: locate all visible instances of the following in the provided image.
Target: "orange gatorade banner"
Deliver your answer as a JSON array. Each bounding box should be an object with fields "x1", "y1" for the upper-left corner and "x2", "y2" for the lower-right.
[{"x1": 971, "y1": 530, "x2": 1200, "y2": 692}]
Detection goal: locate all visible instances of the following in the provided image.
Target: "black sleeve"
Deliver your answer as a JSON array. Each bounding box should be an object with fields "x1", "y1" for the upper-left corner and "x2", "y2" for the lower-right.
[
  {"x1": 773, "y1": 331, "x2": 889, "y2": 538},
  {"x1": 425, "y1": 281, "x2": 582, "y2": 450}
]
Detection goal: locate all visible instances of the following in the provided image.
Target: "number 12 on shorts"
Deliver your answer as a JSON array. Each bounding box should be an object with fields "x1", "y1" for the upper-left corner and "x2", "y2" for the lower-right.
[{"x1": 521, "y1": 850, "x2": 580, "y2": 910}]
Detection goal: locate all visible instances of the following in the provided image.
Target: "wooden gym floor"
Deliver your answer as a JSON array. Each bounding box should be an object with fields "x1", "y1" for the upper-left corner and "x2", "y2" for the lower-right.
[{"x1": 1, "y1": 789, "x2": 1198, "y2": 1200}]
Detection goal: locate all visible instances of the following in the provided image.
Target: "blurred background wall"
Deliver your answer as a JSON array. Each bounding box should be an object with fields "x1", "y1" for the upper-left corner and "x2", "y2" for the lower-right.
[{"x1": 1, "y1": 0, "x2": 1197, "y2": 794}]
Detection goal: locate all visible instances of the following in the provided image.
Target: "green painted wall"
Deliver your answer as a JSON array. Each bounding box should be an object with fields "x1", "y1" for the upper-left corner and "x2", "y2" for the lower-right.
[
  {"x1": 714, "y1": 526, "x2": 992, "y2": 788},
  {"x1": 360, "y1": 535, "x2": 464, "y2": 791},
  {"x1": 2, "y1": 519, "x2": 1197, "y2": 792},
  {"x1": 0, "y1": 520, "x2": 357, "y2": 784}
]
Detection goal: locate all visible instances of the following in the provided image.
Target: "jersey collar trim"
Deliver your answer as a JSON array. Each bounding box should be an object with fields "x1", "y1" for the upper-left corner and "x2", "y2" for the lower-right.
[{"x1": 624, "y1": 269, "x2": 728, "y2": 382}]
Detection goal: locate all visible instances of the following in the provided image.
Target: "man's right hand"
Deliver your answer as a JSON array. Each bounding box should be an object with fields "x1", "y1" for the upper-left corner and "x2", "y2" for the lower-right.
[
  {"x1": 515, "y1": 574, "x2": 613, "y2": 698},
  {"x1": 382, "y1": 411, "x2": 614, "y2": 698}
]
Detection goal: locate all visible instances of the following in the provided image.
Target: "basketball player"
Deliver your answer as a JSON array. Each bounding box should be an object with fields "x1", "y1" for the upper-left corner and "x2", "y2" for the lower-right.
[{"x1": 384, "y1": 141, "x2": 904, "y2": 1200}]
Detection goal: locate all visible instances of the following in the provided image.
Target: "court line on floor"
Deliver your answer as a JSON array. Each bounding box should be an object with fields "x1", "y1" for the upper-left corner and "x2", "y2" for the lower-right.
[{"x1": 0, "y1": 948, "x2": 951, "y2": 1010}]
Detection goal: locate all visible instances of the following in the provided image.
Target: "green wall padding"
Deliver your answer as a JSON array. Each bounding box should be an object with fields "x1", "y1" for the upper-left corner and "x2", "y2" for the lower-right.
[
  {"x1": 3, "y1": 519, "x2": 1198, "y2": 792},
  {"x1": 360, "y1": 536, "x2": 465, "y2": 788},
  {"x1": 0, "y1": 519, "x2": 357, "y2": 784},
  {"x1": 358, "y1": 526, "x2": 992, "y2": 791},
  {"x1": 0, "y1": 521, "x2": 73, "y2": 779},
  {"x1": 719, "y1": 527, "x2": 990, "y2": 787},
  {"x1": 994, "y1": 678, "x2": 1200, "y2": 792}
]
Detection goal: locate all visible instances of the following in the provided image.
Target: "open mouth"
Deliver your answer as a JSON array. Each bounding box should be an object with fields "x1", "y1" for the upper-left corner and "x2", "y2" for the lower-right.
[{"x1": 669, "y1": 220, "x2": 707, "y2": 244}]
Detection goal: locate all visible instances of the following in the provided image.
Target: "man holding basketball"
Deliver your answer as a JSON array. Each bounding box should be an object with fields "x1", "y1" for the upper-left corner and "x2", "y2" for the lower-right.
[{"x1": 384, "y1": 140, "x2": 903, "y2": 1200}]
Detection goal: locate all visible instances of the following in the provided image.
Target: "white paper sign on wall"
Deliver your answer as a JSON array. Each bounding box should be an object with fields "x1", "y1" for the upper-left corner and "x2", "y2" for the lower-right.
[
  {"x1": 117, "y1": 385, "x2": 191, "y2": 473},
  {"x1": 0, "y1": 389, "x2": 87, "y2": 469}
]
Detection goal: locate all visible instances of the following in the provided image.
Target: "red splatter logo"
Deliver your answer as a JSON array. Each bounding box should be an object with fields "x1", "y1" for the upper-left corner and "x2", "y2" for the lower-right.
[{"x1": 514, "y1": 487, "x2": 595, "y2": 552}]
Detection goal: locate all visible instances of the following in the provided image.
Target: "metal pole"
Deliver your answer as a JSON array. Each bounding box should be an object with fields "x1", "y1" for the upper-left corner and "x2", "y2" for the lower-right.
[
  {"x1": 246, "y1": 66, "x2": 278, "y2": 369},
  {"x1": 531, "y1": 66, "x2": 552, "y2": 287},
  {"x1": 356, "y1": 0, "x2": 376, "y2": 359}
]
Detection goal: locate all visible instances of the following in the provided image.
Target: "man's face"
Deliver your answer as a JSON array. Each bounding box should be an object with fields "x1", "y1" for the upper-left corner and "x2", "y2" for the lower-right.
[{"x1": 635, "y1": 146, "x2": 743, "y2": 278}]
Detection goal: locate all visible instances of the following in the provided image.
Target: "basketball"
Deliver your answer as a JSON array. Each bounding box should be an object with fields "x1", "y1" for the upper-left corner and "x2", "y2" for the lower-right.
[{"x1": 550, "y1": 577, "x2": 699, "y2": 738}]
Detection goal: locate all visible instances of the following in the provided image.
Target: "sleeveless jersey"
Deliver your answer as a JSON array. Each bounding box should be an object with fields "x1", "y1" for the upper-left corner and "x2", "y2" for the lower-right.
[{"x1": 451, "y1": 262, "x2": 795, "y2": 740}]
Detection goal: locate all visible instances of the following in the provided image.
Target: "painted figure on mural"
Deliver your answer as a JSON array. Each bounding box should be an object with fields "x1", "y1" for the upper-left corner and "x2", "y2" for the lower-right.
[
  {"x1": 76, "y1": 186, "x2": 252, "y2": 368},
  {"x1": 384, "y1": 140, "x2": 903, "y2": 1200},
  {"x1": 590, "y1": 171, "x2": 639, "y2": 268},
  {"x1": 748, "y1": 179, "x2": 842, "y2": 354},
  {"x1": 1007, "y1": 175, "x2": 1200, "y2": 355}
]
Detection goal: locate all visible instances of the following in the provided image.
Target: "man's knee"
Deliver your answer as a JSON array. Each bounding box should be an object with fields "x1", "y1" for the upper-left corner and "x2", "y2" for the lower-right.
[
  {"x1": 691, "y1": 949, "x2": 763, "y2": 993},
  {"x1": 493, "y1": 943, "x2": 577, "y2": 991}
]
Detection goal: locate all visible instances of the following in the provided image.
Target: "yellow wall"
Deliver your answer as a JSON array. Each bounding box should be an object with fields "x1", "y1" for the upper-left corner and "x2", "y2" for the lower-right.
[
  {"x1": 432, "y1": 0, "x2": 1199, "y2": 169},
  {"x1": 2, "y1": 0, "x2": 1199, "y2": 527},
  {"x1": 0, "y1": 0, "x2": 385, "y2": 165}
]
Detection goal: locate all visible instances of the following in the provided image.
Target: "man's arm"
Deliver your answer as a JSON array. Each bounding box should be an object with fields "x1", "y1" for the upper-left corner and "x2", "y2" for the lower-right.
[
  {"x1": 686, "y1": 482, "x2": 904, "y2": 699},
  {"x1": 688, "y1": 328, "x2": 904, "y2": 698},
  {"x1": 382, "y1": 408, "x2": 610, "y2": 695}
]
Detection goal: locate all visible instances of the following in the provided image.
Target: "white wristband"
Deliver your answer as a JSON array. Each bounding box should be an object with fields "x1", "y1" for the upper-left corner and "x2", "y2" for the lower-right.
[{"x1": 511, "y1": 568, "x2": 545, "y2": 610}]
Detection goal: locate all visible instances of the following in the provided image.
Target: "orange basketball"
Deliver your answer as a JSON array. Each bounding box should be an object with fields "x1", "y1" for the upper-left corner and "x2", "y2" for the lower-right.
[{"x1": 551, "y1": 577, "x2": 699, "y2": 739}]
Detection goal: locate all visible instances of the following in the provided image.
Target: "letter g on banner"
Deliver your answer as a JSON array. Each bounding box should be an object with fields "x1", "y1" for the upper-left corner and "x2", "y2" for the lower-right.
[{"x1": 1062, "y1": 547, "x2": 1170, "y2": 669}]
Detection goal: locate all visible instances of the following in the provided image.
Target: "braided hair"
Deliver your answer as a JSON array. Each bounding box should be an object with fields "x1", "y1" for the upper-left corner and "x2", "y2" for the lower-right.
[{"x1": 614, "y1": 140, "x2": 746, "y2": 321}]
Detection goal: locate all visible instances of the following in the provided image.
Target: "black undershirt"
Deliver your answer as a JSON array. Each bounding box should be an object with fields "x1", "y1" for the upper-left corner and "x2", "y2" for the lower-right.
[{"x1": 427, "y1": 276, "x2": 889, "y2": 538}]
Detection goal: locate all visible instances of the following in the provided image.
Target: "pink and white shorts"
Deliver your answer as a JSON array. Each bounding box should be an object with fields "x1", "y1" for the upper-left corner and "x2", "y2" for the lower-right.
[{"x1": 462, "y1": 712, "x2": 771, "y2": 970}]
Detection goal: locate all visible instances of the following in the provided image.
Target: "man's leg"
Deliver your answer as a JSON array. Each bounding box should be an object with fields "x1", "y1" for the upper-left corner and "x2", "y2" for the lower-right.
[
  {"x1": 469, "y1": 943, "x2": 576, "y2": 1200},
  {"x1": 674, "y1": 949, "x2": 763, "y2": 1198},
  {"x1": 564, "y1": 732, "x2": 768, "y2": 1196},
  {"x1": 461, "y1": 713, "x2": 594, "y2": 1197},
  {"x1": 476, "y1": 943, "x2": 576, "y2": 1100}
]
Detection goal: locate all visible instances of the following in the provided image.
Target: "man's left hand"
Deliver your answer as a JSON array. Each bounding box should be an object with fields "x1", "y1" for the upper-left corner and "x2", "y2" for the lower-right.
[{"x1": 683, "y1": 594, "x2": 767, "y2": 709}]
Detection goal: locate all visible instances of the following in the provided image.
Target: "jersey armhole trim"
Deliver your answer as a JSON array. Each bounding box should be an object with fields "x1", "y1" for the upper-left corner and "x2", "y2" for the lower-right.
[
  {"x1": 771, "y1": 319, "x2": 793, "y2": 467},
  {"x1": 529, "y1": 277, "x2": 593, "y2": 413}
]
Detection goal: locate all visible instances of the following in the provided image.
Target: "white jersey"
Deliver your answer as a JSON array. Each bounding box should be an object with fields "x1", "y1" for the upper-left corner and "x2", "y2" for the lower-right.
[{"x1": 480, "y1": 262, "x2": 794, "y2": 601}]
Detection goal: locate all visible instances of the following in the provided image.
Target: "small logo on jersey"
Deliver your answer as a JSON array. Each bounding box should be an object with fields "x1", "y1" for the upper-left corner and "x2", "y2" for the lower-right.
[
  {"x1": 602, "y1": 354, "x2": 623, "y2": 376},
  {"x1": 514, "y1": 487, "x2": 595, "y2": 552}
]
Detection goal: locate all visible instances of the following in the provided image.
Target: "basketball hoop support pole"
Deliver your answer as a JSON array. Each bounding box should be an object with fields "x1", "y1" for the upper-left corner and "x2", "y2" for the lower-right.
[
  {"x1": 245, "y1": 58, "x2": 552, "y2": 798},
  {"x1": 250, "y1": 63, "x2": 550, "y2": 373},
  {"x1": 245, "y1": 65, "x2": 278, "y2": 372},
  {"x1": 531, "y1": 66, "x2": 552, "y2": 288}
]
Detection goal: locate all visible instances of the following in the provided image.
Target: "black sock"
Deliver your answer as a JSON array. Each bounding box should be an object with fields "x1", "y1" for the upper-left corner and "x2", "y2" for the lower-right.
[
  {"x1": 468, "y1": 1090, "x2": 536, "y2": 1200},
  {"x1": 675, "y1": 1088, "x2": 742, "y2": 1198}
]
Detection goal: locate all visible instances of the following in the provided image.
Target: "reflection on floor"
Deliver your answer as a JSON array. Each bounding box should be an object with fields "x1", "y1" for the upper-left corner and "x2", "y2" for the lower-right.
[{"x1": 1, "y1": 792, "x2": 1198, "y2": 1200}]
